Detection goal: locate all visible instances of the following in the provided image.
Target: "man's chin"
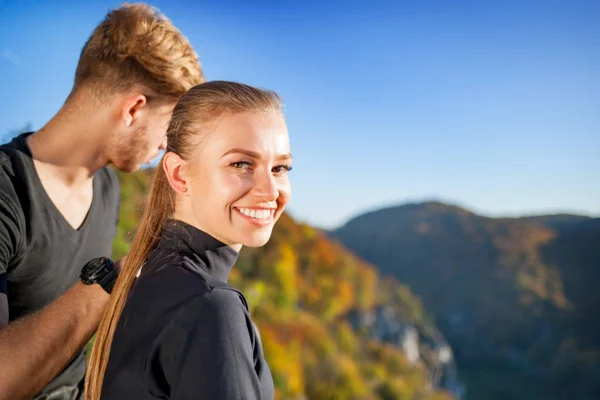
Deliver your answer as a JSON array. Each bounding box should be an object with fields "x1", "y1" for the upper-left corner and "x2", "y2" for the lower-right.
[{"x1": 112, "y1": 160, "x2": 142, "y2": 173}]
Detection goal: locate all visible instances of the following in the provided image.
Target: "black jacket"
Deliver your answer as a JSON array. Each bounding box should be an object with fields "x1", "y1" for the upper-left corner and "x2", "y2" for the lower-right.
[{"x1": 101, "y1": 220, "x2": 274, "y2": 399}]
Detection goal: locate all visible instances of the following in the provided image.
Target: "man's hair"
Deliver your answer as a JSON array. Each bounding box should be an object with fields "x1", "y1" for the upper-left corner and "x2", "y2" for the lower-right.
[{"x1": 71, "y1": 3, "x2": 204, "y2": 101}]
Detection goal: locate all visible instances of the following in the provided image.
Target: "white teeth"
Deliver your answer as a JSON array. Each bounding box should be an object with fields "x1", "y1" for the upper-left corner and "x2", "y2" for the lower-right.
[{"x1": 238, "y1": 208, "x2": 272, "y2": 220}]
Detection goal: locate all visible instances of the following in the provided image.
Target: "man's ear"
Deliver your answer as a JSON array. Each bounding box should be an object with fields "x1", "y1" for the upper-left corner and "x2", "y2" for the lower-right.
[
  {"x1": 119, "y1": 94, "x2": 147, "y2": 128},
  {"x1": 163, "y1": 152, "x2": 189, "y2": 195}
]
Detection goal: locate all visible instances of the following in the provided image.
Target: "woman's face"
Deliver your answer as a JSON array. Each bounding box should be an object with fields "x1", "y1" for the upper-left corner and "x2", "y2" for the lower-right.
[{"x1": 173, "y1": 110, "x2": 292, "y2": 249}]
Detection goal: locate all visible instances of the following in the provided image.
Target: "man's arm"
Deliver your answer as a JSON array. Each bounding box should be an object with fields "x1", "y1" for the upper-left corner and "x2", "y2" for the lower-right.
[
  {"x1": 0, "y1": 282, "x2": 109, "y2": 400},
  {"x1": 0, "y1": 274, "x2": 7, "y2": 327},
  {"x1": 0, "y1": 181, "x2": 112, "y2": 399},
  {"x1": 0, "y1": 294, "x2": 7, "y2": 328}
]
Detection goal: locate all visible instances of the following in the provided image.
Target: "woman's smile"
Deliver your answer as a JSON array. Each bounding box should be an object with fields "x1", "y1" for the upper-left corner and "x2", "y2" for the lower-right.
[{"x1": 234, "y1": 207, "x2": 276, "y2": 226}]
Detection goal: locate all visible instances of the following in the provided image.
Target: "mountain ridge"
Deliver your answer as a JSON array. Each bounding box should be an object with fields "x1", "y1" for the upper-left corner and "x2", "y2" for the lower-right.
[
  {"x1": 331, "y1": 199, "x2": 597, "y2": 232},
  {"x1": 331, "y1": 200, "x2": 600, "y2": 400}
]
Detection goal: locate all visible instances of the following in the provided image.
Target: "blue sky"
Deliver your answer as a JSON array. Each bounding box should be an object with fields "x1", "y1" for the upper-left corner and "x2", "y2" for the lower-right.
[{"x1": 0, "y1": 0, "x2": 598, "y2": 228}]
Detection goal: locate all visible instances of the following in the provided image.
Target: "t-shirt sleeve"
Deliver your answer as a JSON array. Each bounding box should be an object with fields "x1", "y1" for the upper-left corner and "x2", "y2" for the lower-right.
[
  {"x1": 149, "y1": 289, "x2": 264, "y2": 399},
  {"x1": 0, "y1": 190, "x2": 23, "y2": 285}
]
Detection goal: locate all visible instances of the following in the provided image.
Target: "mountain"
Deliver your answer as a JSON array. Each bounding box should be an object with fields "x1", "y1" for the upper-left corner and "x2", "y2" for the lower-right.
[
  {"x1": 521, "y1": 214, "x2": 592, "y2": 227},
  {"x1": 110, "y1": 170, "x2": 457, "y2": 400},
  {"x1": 331, "y1": 201, "x2": 600, "y2": 400}
]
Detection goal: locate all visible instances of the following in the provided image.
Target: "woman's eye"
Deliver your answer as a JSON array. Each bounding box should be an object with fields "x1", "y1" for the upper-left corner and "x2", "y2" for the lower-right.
[
  {"x1": 231, "y1": 161, "x2": 252, "y2": 170},
  {"x1": 273, "y1": 165, "x2": 293, "y2": 175}
]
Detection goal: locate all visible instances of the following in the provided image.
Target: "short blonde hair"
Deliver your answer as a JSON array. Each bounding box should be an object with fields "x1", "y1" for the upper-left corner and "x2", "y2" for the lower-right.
[{"x1": 72, "y1": 3, "x2": 204, "y2": 100}]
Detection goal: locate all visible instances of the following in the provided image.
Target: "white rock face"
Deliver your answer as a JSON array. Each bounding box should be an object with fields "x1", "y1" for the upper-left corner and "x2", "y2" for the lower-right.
[{"x1": 344, "y1": 304, "x2": 466, "y2": 399}]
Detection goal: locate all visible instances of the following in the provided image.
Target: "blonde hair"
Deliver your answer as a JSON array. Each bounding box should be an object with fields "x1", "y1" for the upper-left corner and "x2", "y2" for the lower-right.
[
  {"x1": 85, "y1": 81, "x2": 283, "y2": 400},
  {"x1": 71, "y1": 3, "x2": 204, "y2": 101}
]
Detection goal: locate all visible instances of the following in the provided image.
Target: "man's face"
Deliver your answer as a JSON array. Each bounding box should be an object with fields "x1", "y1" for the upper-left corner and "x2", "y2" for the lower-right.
[{"x1": 110, "y1": 101, "x2": 174, "y2": 172}]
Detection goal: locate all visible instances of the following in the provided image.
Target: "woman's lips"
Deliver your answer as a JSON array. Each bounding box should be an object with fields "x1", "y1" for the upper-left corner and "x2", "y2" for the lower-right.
[{"x1": 234, "y1": 207, "x2": 275, "y2": 226}]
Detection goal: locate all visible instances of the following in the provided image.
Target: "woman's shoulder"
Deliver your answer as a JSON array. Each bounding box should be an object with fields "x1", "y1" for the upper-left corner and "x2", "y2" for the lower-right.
[
  {"x1": 179, "y1": 285, "x2": 251, "y2": 326},
  {"x1": 147, "y1": 282, "x2": 255, "y2": 353},
  {"x1": 133, "y1": 253, "x2": 248, "y2": 315},
  {"x1": 140, "y1": 254, "x2": 207, "y2": 282},
  {"x1": 144, "y1": 286, "x2": 266, "y2": 398},
  {"x1": 130, "y1": 255, "x2": 213, "y2": 308}
]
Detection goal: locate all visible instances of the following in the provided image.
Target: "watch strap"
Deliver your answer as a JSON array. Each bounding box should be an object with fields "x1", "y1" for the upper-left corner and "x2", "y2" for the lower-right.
[{"x1": 97, "y1": 267, "x2": 118, "y2": 294}]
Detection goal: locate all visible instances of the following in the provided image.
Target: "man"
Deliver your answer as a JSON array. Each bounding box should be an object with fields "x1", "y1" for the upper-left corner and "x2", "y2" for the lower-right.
[{"x1": 0, "y1": 3, "x2": 204, "y2": 399}]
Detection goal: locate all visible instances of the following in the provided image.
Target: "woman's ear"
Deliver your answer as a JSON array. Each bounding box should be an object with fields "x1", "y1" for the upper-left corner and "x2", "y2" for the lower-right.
[{"x1": 163, "y1": 152, "x2": 189, "y2": 195}]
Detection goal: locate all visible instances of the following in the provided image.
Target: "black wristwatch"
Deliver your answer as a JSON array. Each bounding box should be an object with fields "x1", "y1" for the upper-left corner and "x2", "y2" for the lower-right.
[{"x1": 80, "y1": 257, "x2": 118, "y2": 294}]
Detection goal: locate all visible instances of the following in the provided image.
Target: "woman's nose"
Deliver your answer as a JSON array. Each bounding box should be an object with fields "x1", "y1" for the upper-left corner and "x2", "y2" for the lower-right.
[{"x1": 253, "y1": 171, "x2": 278, "y2": 201}]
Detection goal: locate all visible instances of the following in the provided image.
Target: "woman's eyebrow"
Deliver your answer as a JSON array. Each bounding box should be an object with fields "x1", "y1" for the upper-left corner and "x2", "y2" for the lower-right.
[
  {"x1": 277, "y1": 152, "x2": 293, "y2": 161},
  {"x1": 222, "y1": 148, "x2": 293, "y2": 161}
]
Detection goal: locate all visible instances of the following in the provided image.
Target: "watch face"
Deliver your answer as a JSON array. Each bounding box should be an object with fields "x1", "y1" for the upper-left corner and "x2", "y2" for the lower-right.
[
  {"x1": 82, "y1": 257, "x2": 112, "y2": 279},
  {"x1": 84, "y1": 258, "x2": 103, "y2": 273},
  {"x1": 81, "y1": 257, "x2": 116, "y2": 293}
]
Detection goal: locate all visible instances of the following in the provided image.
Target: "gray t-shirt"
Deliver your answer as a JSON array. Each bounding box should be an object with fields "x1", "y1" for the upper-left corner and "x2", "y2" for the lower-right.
[{"x1": 0, "y1": 132, "x2": 120, "y2": 395}]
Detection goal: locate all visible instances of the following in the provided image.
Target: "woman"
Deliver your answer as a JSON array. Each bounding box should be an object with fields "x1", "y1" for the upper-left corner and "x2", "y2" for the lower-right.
[{"x1": 85, "y1": 81, "x2": 292, "y2": 400}]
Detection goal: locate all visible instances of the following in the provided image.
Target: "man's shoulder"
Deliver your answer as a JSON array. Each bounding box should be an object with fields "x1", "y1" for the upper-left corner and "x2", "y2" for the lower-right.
[
  {"x1": 0, "y1": 132, "x2": 29, "y2": 155},
  {"x1": 0, "y1": 137, "x2": 30, "y2": 211},
  {"x1": 0, "y1": 139, "x2": 28, "y2": 268},
  {"x1": 0, "y1": 144, "x2": 20, "y2": 171},
  {"x1": 98, "y1": 165, "x2": 119, "y2": 190},
  {"x1": 95, "y1": 166, "x2": 121, "y2": 207},
  {"x1": 0, "y1": 133, "x2": 31, "y2": 180},
  {"x1": 0, "y1": 152, "x2": 15, "y2": 179},
  {"x1": 98, "y1": 165, "x2": 119, "y2": 185}
]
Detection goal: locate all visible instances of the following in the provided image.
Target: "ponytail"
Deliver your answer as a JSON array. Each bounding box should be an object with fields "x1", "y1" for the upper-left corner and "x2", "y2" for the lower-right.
[
  {"x1": 85, "y1": 81, "x2": 284, "y2": 399},
  {"x1": 85, "y1": 163, "x2": 173, "y2": 400}
]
